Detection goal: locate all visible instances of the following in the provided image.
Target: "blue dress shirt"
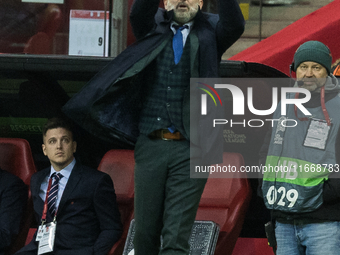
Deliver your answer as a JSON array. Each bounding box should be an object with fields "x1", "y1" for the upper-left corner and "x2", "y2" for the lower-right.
[{"x1": 39, "y1": 159, "x2": 76, "y2": 211}]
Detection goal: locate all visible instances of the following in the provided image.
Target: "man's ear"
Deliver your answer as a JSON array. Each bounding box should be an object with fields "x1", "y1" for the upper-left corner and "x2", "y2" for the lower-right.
[
  {"x1": 42, "y1": 144, "x2": 47, "y2": 156},
  {"x1": 163, "y1": 0, "x2": 168, "y2": 9},
  {"x1": 199, "y1": 0, "x2": 203, "y2": 9},
  {"x1": 72, "y1": 141, "x2": 77, "y2": 154}
]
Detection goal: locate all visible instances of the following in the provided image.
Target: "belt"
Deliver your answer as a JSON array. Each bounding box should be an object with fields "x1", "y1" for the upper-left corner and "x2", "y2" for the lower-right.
[
  {"x1": 276, "y1": 218, "x2": 331, "y2": 225},
  {"x1": 149, "y1": 129, "x2": 186, "y2": 140}
]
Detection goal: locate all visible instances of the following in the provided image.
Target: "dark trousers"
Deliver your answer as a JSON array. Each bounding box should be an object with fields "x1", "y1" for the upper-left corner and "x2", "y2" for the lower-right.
[{"x1": 133, "y1": 134, "x2": 207, "y2": 255}]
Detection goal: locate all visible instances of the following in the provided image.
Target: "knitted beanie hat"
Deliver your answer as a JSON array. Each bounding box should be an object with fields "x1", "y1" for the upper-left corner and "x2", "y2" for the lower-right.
[{"x1": 293, "y1": 41, "x2": 332, "y2": 74}]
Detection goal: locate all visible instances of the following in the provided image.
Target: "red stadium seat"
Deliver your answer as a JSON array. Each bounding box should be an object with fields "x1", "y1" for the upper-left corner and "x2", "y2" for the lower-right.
[
  {"x1": 0, "y1": 138, "x2": 37, "y2": 254},
  {"x1": 98, "y1": 149, "x2": 135, "y2": 255},
  {"x1": 23, "y1": 4, "x2": 62, "y2": 54},
  {"x1": 232, "y1": 237, "x2": 274, "y2": 255},
  {"x1": 333, "y1": 64, "x2": 340, "y2": 77},
  {"x1": 98, "y1": 150, "x2": 251, "y2": 254},
  {"x1": 196, "y1": 152, "x2": 252, "y2": 255},
  {"x1": 25, "y1": 228, "x2": 37, "y2": 246}
]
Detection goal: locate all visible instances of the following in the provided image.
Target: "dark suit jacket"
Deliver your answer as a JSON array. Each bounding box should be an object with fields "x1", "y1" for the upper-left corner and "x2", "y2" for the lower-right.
[
  {"x1": 63, "y1": 0, "x2": 244, "y2": 164},
  {"x1": 0, "y1": 169, "x2": 27, "y2": 255},
  {"x1": 16, "y1": 161, "x2": 122, "y2": 255}
]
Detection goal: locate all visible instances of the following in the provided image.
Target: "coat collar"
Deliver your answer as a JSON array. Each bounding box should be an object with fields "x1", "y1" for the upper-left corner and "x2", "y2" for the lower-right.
[
  {"x1": 56, "y1": 161, "x2": 82, "y2": 214},
  {"x1": 35, "y1": 161, "x2": 83, "y2": 216}
]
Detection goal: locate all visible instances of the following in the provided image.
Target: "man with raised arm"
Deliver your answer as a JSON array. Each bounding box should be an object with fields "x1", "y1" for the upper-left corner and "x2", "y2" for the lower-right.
[{"x1": 63, "y1": 1, "x2": 244, "y2": 254}]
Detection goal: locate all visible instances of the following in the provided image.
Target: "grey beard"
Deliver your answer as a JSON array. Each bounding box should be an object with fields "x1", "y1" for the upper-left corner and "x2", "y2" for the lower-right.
[{"x1": 173, "y1": 5, "x2": 199, "y2": 24}]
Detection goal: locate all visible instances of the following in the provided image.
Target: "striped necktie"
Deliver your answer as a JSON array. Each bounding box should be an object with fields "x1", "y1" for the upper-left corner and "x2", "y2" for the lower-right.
[
  {"x1": 172, "y1": 25, "x2": 188, "y2": 64},
  {"x1": 47, "y1": 172, "x2": 63, "y2": 216}
]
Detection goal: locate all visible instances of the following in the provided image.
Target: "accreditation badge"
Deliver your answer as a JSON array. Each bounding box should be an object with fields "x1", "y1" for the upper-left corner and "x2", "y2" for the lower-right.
[
  {"x1": 37, "y1": 222, "x2": 56, "y2": 255},
  {"x1": 36, "y1": 225, "x2": 45, "y2": 241},
  {"x1": 303, "y1": 118, "x2": 330, "y2": 150}
]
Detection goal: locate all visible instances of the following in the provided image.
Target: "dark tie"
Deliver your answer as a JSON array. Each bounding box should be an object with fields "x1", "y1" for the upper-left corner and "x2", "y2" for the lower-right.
[
  {"x1": 172, "y1": 25, "x2": 188, "y2": 64},
  {"x1": 47, "y1": 172, "x2": 63, "y2": 216}
]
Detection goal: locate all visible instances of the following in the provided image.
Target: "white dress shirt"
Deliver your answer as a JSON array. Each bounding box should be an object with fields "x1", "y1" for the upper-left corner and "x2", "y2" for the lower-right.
[{"x1": 170, "y1": 21, "x2": 194, "y2": 47}]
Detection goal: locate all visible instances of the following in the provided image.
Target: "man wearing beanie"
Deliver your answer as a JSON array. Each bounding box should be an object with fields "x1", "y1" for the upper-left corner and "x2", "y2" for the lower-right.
[{"x1": 260, "y1": 40, "x2": 340, "y2": 255}]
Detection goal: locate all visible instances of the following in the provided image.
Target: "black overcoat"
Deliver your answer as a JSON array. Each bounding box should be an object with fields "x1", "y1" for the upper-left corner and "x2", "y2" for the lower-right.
[{"x1": 63, "y1": 0, "x2": 245, "y2": 163}]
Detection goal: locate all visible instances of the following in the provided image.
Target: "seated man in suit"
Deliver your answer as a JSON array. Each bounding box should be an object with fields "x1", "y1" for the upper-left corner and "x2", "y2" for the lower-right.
[
  {"x1": 0, "y1": 168, "x2": 27, "y2": 255},
  {"x1": 16, "y1": 117, "x2": 122, "y2": 255}
]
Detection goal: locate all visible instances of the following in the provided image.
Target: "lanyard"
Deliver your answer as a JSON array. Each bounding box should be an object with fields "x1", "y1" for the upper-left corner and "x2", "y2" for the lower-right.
[
  {"x1": 294, "y1": 86, "x2": 331, "y2": 126},
  {"x1": 41, "y1": 176, "x2": 58, "y2": 224},
  {"x1": 320, "y1": 86, "x2": 331, "y2": 126}
]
